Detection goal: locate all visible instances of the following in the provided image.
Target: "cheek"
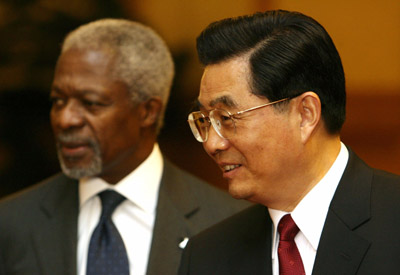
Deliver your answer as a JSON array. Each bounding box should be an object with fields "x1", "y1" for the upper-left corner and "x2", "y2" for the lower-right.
[
  {"x1": 202, "y1": 143, "x2": 210, "y2": 156},
  {"x1": 89, "y1": 125, "x2": 108, "y2": 155},
  {"x1": 239, "y1": 123, "x2": 296, "y2": 168},
  {"x1": 50, "y1": 110, "x2": 59, "y2": 130},
  {"x1": 87, "y1": 114, "x2": 118, "y2": 148},
  {"x1": 98, "y1": 113, "x2": 140, "y2": 155}
]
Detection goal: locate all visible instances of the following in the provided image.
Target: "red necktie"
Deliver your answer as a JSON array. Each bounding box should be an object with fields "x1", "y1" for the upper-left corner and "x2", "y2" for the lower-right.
[{"x1": 278, "y1": 214, "x2": 305, "y2": 275}]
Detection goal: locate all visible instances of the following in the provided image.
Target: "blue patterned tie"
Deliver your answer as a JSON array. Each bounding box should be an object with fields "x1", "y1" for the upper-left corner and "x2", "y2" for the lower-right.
[{"x1": 86, "y1": 190, "x2": 129, "y2": 275}]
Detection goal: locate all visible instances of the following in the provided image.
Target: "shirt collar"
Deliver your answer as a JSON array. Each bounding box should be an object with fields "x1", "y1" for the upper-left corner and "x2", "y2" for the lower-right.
[
  {"x1": 79, "y1": 143, "x2": 164, "y2": 214},
  {"x1": 269, "y1": 142, "x2": 349, "y2": 252}
]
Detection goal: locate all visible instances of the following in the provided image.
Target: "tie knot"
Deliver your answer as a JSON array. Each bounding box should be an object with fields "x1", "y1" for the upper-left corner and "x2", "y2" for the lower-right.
[
  {"x1": 278, "y1": 214, "x2": 299, "y2": 241},
  {"x1": 98, "y1": 190, "x2": 126, "y2": 219}
]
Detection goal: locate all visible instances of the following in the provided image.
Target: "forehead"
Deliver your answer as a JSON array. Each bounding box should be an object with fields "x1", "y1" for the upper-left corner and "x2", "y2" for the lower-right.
[
  {"x1": 52, "y1": 48, "x2": 123, "y2": 95},
  {"x1": 52, "y1": 48, "x2": 118, "y2": 91},
  {"x1": 55, "y1": 48, "x2": 114, "y2": 75},
  {"x1": 198, "y1": 57, "x2": 254, "y2": 109}
]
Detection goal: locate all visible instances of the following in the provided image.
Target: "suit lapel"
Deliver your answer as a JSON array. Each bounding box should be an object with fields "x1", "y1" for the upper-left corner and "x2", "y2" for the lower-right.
[
  {"x1": 146, "y1": 160, "x2": 202, "y2": 275},
  {"x1": 312, "y1": 150, "x2": 372, "y2": 275},
  {"x1": 31, "y1": 175, "x2": 79, "y2": 275}
]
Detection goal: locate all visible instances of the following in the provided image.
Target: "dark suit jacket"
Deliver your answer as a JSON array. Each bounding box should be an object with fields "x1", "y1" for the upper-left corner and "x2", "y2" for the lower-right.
[
  {"x1": 0, "y1": 159, "x2": 249, "y2": 275},
  {"x1": 178, "y1": 150, "x2": 400, "y2": 275}
]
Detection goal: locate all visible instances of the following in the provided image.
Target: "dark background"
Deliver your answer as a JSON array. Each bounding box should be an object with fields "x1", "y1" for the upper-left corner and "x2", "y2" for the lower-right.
[{"x1": 0, "y1": 0, "x2": 399, "y2": 198}]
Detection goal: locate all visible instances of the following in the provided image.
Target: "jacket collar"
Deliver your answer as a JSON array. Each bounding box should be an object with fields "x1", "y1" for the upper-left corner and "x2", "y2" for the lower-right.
[
  {"x1": 146, "y1": 159, "x2": 204, "y2": 274},
  {"x1": 34, "y1": 174, "x2": 79, "y2": 275},
  {"x1": 312, "y1": 149, "x2": 372, "y2": 275}
]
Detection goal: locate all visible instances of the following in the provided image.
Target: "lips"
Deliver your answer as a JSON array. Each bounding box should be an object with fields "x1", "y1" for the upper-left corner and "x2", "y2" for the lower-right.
[
  {"x1": 59, "y1": 141, "x2": 90, "y2": 156},
  {"x1": 223, "y1": 164, "x2": 241, "y2": 173},
  {"x1": 219, "y1": 162, "x2": 242, "y2": 179},
  {"x1": 56, "y1": 134, "x2": 94, "y2": 159}
]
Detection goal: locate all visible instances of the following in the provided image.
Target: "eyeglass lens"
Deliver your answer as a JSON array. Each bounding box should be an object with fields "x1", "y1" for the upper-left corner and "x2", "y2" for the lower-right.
[
  {"x1": 188, "y1": 109, "x2": 236, "y2": 142},
  {"x1": 188, "y1": 112, "x2": 209, "y2": 142},
  {"x1": 209, "y1": 109, "x2": 235, "y2": 139}
]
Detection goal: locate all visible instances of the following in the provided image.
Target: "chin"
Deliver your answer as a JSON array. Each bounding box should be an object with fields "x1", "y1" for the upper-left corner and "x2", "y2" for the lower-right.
[
  {"x1": 58, "y1": 156, "x2": 102, "y2": 180},
  {"x1": 227, "y1": 182, "x2": 253, "y2": 200}
]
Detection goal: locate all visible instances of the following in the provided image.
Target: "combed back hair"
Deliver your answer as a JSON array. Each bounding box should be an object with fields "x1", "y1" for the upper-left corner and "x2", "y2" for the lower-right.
[
  {"x1": 61, "y1": 18, "x2": 174, "y2": 132},
  {"x1": 197, "y1": 10, "x2": 346, "y2": 134}
]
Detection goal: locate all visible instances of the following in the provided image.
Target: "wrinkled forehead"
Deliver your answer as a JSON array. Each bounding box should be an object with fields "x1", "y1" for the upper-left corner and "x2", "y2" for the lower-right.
[
  {"x1": 196, "y1": 94, "x2": 239, "y2": 111},
  {"x1": 198, "y1": 57, "x2": 252, "y2": 110}
]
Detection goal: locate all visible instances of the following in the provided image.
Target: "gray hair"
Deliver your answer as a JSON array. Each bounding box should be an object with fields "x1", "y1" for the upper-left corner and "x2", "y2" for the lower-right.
[{"x1": 61, "y1": 18, "x2": 174, "y2": 132}]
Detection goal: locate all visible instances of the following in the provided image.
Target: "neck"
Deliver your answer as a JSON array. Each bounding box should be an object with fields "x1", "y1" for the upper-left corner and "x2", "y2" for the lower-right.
[
  {"x1": 101, "y1": 132, "x2": 157, "y2": 184},
  {"x1": 266, "y1": 135, "x2": 341, "y2": 212}
]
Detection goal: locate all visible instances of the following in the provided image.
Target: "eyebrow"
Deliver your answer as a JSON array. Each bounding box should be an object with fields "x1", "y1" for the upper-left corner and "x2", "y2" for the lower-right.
[
  {"x1": 50, "y1": 85, "x2": 62, "y2": 94},
  {"x1": 196, "y1": 95, "x2": 238, "y2": 110}
]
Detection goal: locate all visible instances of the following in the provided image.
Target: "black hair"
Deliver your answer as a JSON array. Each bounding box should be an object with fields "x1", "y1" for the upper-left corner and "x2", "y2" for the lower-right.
[{"x1": 196, "y1": 10, "x2": 346, "y2": 134}]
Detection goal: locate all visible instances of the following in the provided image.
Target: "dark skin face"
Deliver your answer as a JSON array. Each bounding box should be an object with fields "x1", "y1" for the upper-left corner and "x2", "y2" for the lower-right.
[{"x1": 50, "y1": 48, "x2": 147, "y2": 184}]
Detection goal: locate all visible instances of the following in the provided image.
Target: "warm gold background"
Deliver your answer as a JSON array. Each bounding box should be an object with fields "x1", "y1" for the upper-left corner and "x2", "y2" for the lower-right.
[{"x1": 0, "y1": 0, "x2": 399, "y2": 196}]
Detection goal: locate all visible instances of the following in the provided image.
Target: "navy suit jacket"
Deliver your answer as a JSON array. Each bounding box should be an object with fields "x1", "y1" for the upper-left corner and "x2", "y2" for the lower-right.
[
  {"x1": 179, "y1": 150, "x2": 400, "y2": 275},
  {"x1": 0, "y1": 159, "x2": 249, "y2": 275}
]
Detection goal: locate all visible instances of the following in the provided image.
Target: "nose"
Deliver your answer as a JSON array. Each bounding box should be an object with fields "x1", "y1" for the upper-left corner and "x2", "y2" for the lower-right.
[
  {"x1": 51, "y1": 100, "x2": 85, "y2": 131},
  {"x1": 203, "y1": 125, "x2": 230, "y2": 156}
]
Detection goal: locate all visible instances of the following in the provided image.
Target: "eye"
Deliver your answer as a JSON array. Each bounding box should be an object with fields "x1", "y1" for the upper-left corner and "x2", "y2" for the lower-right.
[
  {"x1": 220, "y1": 114, "x2": 231, "y2": 121},
  {"x1": 214, "y1": 111, "x2": 231, "y2": 124},
  {"x1": 50, "y1": 96, "x2": 66, "y2": 107},
  {"x1": 81, "y1": 98, "x2": 111, "y2": 110},
  {"x1": 83, "y1": 100, "x2": 101, "y2": 107}
]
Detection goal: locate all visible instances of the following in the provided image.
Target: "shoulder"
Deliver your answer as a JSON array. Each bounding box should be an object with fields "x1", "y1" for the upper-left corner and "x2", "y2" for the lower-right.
[
  {"x1": 371, "y1": 168, "x2": 400, "y2": 186},
  {"x1": 348, "y1": 149, "x2": 400, "y2": 197},
  {"x1": 0, "y1": 173, "x2": 77, "y2": 220},
  {"x1": 369, "y1": 168, "x2": 400, "y2": 208},
  {"x1": 335, "y1": 149, "x2": 400, "y2": 230},
  {"x1": 342, "y1": 148, "x2": 400, "y2": 193}
]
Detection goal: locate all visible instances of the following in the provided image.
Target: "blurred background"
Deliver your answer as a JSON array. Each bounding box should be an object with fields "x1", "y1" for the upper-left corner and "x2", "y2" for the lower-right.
[{"x1": 0, "y1": 0, "x2": 399, "y2": 198}]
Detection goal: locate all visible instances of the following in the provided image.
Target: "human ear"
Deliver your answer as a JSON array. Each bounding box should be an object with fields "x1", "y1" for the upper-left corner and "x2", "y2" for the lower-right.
[
  {"x1": 297, "y1": 92, "x2": 321, "y2": 143},
  {"x1": 138, "y1": 96, "x2": 163, "y2": 128}
]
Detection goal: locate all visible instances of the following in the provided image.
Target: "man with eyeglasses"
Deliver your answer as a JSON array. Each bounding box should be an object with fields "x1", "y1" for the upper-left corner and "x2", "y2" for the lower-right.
[{"x1": 180, "y1": 10, "x2": 400, "y2": 275}]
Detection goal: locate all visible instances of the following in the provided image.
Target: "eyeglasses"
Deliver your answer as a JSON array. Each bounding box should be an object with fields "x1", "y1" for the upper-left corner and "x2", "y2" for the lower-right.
[{"x1": 188, "y1": 97, "x2": 289, "y2": 143}]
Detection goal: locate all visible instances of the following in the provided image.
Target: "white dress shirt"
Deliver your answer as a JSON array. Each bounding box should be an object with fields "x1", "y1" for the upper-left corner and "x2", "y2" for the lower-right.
[
  {"x1": 77, "y1": 144, "x2": 163, "y2": 275},
  {"x1": 269, "y1": 142, "x2": 349, "y2": 275}
]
